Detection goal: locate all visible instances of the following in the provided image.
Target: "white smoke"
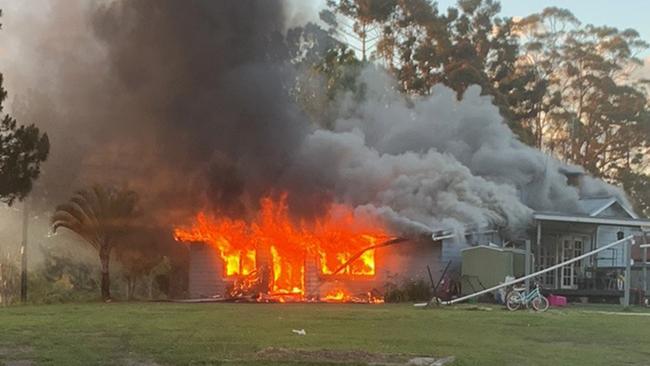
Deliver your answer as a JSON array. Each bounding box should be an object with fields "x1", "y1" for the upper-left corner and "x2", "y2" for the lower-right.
[{"x1": 293, "y1": 68, "x2": 627, "y2": 236}]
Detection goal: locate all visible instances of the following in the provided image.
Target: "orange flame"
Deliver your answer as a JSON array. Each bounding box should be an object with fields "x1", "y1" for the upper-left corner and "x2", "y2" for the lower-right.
[
  {"x1": 323, "y1": 288, "x2": 347, "y2": 302},
  {"x1": 174, "y1": 194, "x2": 388, "y2": 298}
]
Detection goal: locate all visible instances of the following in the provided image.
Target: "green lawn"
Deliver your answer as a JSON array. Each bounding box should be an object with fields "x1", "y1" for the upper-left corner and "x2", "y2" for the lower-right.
[{"x1": 0, "y1": 302, "x2": 649, "y2": 366}]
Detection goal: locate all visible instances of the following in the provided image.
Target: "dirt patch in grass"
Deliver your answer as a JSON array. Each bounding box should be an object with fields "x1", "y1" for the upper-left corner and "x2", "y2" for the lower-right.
[
  {"x1": 255, "y1": 347, "x2": 454, "y2": 365},
  {"x1": 0, "y1": 346, "x2": 32, "y2": 357},
  {"x1": 123, "y1": 358, "x2": 163, "y2": 366},
  {"x1": 0, "y1": 344, "x2": 34, "y2": 366},
  {"x1": 3, "y1": 361, "x2": 34, "y2": 366}
]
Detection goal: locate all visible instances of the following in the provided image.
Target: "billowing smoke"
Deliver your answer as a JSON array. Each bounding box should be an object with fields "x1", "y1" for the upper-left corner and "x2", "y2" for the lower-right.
[
  {"x1": 290, "y1": 68, "x2": 624, "y2": 235},
  {"x1": 0, "y1": 0, "x2": 628, "y2": 242}
]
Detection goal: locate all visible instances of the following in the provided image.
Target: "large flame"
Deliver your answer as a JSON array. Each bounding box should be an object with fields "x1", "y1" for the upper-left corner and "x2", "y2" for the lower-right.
[{"x1": 174, "y1": 194, "x2": 388, "y2": 299}]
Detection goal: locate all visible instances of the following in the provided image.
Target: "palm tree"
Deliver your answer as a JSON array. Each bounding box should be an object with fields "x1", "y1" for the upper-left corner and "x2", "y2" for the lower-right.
[{"x1": 51, "y1": 185, "x2": 138, "y2": 301}]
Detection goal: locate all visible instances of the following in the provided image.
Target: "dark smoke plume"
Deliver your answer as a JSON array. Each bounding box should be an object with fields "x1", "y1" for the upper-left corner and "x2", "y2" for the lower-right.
[
  {"x1": 90, "y1": 0, "x2": 311, "y2": 220},
  {"x1": 0, "y1": 0, "x2": 316, "y2": 227}
]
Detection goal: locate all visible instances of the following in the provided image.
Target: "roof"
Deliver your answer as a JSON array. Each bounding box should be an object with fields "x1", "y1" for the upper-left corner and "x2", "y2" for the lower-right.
[
  {"x1": 534, "y1": 196, "x2": 641, "y2": 227},
  {"x1": 577, "y1": 197, "x2": 638, "y2": 219},
  {"x1": 533, "y1": 212, "x2": 650, "y2": 228}
]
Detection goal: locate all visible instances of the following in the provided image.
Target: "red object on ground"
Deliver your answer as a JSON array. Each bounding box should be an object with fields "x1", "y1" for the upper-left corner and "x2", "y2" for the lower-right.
[{"x1": 548, "y1": 294, "x2": 567, "y2": 307}]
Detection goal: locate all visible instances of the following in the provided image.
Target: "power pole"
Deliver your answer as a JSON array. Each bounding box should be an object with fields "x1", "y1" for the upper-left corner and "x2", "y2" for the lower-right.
[{"x1": 20, "y1": 199, "x2": 28, "y2": 303}]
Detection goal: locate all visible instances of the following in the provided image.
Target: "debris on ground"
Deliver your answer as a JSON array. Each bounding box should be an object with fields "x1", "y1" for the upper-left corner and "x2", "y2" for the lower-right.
[
  {"x1": 292, "y1": 328, "x2": 307, "y2": 335},
  {"x1": 462, "y1": 305, "x2": 494, "y2": 311},
  {"x1": 407, "y1": 356, "x2": 456, "y2": 366}
]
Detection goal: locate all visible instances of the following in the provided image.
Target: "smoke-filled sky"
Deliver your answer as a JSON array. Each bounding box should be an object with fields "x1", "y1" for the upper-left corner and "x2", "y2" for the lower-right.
[{"x1": 0, "y1": 0, "x2": 628, "y2": 248}]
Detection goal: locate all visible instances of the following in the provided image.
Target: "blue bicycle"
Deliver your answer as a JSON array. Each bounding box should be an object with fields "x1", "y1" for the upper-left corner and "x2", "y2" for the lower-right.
[{"x1": 505, "y1": 283, "x2": 549, "y2": 312}]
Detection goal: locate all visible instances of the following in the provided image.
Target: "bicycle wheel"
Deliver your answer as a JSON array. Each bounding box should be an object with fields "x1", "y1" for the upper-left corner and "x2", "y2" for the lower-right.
[
  {"x1": 531, "y1": 295, "x2": 549, "y2": 312},
  {"x1": 505, "y1": 291, "x2": 522, "y2": 311}
]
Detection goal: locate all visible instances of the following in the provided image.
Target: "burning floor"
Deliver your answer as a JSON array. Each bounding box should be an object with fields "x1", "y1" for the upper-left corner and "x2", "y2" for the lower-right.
[{"x1": 174, "y1": 195, "x2": 440, "y2": 303}]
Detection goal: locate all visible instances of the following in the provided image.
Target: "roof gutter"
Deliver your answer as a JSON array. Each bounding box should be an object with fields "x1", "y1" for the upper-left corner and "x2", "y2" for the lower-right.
[{"x1": 533, "y1": 213, "x2": 650, "y2": 228}]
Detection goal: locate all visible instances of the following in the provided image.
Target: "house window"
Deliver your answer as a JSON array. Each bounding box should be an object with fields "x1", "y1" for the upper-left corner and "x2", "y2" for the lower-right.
[
  {"x1": 573, "y1": 239, "x2": 583, "y2": 278},
  {"x1": 560, "y1": 236, "x2": 584, "y2": 289},
  {"x1": 222, "y1": 250, "x2": 256, "y2": 277},
  {"x1": 538, "y1": 242, "x2": 556, "y2": 288},
  {"x1": 319, "y1": 250, "x2": 376, "y2": 277}
]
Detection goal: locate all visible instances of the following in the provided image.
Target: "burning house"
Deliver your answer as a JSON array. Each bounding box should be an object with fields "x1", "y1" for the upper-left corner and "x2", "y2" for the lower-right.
[
  {"x1": 177, "y1": 158, "x2": 649, "y2": 303},
  {"x1": 176, "y1": 195, "x2": 468, "y2": 302}
]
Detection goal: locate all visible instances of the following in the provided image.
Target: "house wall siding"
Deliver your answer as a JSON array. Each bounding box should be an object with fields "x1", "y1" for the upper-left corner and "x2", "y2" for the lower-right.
[
  {"x1": 598, "y1": 205, "x2": 630, "y2": 218},
  {"x1": 187, "y1": 238, "x2": 443, "y2": 299},
  {"x1": 596, "y1": 226, "x2": 642, "y2": 267},
  {"x1": 188, "y1": 244, "x2": 226, "y2": 298},
  {"x1": 441, "y1": 239, "x2": 468, "y2": 272}
]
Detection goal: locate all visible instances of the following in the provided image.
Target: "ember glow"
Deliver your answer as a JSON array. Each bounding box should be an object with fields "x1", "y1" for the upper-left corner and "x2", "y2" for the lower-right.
[
  {"x1": 174, "y1": 194, "x2": 389, "y2": 300},
  {"x1": 322, "y1": 288, "x2": 385, "y2": 304}
]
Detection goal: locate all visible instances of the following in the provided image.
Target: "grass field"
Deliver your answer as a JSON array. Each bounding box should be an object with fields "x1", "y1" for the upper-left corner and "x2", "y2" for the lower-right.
[{"x1": 0, "y1": 302, "x2": 649, "y2": 366}]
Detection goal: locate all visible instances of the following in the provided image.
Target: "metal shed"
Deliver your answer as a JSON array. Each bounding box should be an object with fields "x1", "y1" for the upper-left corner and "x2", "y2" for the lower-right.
[{"x1": 460, "y1": 246, "x2": 525, "y2": 295}]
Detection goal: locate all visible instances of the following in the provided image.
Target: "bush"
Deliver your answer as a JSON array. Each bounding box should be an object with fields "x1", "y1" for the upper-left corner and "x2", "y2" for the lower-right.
[
  {"x1": 24, "y1": 248, "x2": 100, "y2": 304},
  {"x1": 28, "y1": 272, "x2": 99, "y2": 304},
  {"x1": 384, "y1": 278, "x2": 432, "y2": 303},
  {"x1": 0, "y1": 251, "x2": 20, "y2": 305}
]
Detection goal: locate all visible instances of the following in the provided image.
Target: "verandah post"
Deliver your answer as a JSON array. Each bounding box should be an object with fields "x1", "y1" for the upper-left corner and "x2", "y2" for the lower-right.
[
  {"x1": 623, "y1": 236, "x2": 633, "y2": 307},
  {"x1": 643, "y1": 245, "x2": 647, "y2": 295},
  {"x1": 524, "y1": 239, "x2": 531, "y2": 291}
]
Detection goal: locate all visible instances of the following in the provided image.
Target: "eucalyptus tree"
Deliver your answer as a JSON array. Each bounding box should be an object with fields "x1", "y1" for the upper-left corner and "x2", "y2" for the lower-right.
[
  {"x1": 328, "y1": 0, "x2": 546, "y2": 143},
  {"x1": 515, "y1": 7, "x2": 650, "y2": 178}
]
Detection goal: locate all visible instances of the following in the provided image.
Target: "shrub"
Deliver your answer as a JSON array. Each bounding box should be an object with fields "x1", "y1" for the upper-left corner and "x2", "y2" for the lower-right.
[
  {"x1": 0, "y1": 251, "x2": 20, "y2": 305},
  {"x1": 384, "y1": 278, "x2": 432, "y2": 303}
]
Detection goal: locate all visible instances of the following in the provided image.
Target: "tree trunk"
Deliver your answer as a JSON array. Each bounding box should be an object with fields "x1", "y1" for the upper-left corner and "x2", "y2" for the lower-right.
[
  {"x1": 130, "y1": 277, "x2": 137, "y2": 300},
  {"x1": 125, "y1": 276, "x2": 135, "y2": 301},
  {"x1": 99, "y1": 245, "x2": 111, "y2": 302}
]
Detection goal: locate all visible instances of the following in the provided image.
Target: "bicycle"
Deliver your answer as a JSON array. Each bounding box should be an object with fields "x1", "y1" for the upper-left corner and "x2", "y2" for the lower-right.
[{"x1": 505, "y1": 283, "x2": 549, "y2": 312}]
